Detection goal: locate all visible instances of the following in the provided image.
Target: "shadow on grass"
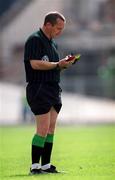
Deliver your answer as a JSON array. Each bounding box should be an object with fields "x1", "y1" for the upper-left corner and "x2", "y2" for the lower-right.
[
  {"x1": 4, "y1": 174, "x2": 29, "y2": 178},
  {"x1": 4, "y1": 170, "x2": 67, "y2": 178},
  {"x1": 4, "y1": 173, "x2": 62, "y2": 178}
]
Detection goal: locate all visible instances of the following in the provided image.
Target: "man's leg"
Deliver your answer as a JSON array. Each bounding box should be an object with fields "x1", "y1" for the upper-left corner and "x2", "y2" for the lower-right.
[
  {"x1": 41, "y1": 107, "x2": 58, "y2": 172},
  {"x1": 30, "y1": 112, "x2": 50, "y2": 174}
]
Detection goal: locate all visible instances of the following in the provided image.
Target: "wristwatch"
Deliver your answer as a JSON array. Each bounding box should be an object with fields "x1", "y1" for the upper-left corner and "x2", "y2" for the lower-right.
[{"x1": 55, "y1": 63, "x2": 60, "y2": 70}]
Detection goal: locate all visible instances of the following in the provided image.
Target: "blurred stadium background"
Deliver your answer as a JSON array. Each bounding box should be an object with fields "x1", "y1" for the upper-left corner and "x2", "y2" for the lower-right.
[{"x1": 0, "y1": 0, "x2": 115, "y2": 125}]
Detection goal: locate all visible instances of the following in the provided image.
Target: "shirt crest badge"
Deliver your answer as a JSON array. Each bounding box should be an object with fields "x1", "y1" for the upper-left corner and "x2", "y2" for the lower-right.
[{"x1": 42, "y1": 55, "x2": 49, "y2": 61}]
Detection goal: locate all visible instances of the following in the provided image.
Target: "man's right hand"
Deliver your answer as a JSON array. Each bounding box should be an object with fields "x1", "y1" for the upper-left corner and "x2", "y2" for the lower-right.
[{"x1": 58, "y1": 57, "x2": 74, "y2": 69}]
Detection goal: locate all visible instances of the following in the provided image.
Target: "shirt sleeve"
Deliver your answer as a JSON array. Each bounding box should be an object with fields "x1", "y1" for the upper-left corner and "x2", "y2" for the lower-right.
[{"x1": 24, "y1": 36, "x2": 42, "y2": 61}]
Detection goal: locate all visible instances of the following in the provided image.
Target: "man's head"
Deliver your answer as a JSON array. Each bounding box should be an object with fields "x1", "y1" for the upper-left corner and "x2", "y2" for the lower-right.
[{"x1": 42, "y1": 11, "x2": 66, "y2": 39}]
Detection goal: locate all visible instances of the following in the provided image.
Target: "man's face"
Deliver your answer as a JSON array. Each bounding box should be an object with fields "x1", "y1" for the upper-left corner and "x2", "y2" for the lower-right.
[{"x1": 49, "y1": 18, "x2": 65, "y2": 38}]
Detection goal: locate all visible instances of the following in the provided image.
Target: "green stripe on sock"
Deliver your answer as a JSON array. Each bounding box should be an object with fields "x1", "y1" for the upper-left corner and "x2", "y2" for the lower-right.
[
  {"x1": 32, "y1": 134, "x2": 46, "y2": 148},
  {"x1": 45, "y1": 134, "x2": 54, "y2": 143}
]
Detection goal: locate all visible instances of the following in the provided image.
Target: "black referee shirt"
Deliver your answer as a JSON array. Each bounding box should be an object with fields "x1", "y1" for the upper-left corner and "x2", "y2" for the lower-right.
[{"x1": 24, "y1": 28, "x2": 60, "y2": 83}]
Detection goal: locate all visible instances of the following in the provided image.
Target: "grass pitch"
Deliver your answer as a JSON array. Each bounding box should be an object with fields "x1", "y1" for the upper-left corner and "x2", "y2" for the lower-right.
[{"x1": 0, "y1": 124, "x2": 115, "y2": 180}]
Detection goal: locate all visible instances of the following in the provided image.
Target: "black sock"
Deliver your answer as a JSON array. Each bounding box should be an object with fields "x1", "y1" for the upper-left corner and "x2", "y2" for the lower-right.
[
  {"x1": 41, "y1": 142, "x2": 53, "y2": 165},
  {"x1": 32, "y1": 145, "x2": 43, "y2": 164},
  {"x1": 31, "y1": 134, "x2": 46, "y2": 164},
  {"x1": 41, "y1": 134, "x2": 54, "y2": 166}
]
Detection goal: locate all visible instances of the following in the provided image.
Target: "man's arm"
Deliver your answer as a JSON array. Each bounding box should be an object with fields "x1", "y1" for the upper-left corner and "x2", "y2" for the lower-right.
[
  {"x1": 30, "y1": 60, "x2": 58, "y2": 70},
  {"x1": 30, "y1": 58, "x2": 73, "y2": 70}
]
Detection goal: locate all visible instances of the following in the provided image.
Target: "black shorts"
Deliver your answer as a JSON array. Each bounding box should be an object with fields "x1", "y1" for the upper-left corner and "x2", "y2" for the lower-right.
[{"x1": 26, "y1": 82, "x2": 62, "y2": 115}]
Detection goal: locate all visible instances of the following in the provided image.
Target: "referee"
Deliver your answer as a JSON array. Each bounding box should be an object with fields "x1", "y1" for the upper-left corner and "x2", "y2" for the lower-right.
[{"x1": 24, "y1": 11, "x2": 75, "y2": 175}]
